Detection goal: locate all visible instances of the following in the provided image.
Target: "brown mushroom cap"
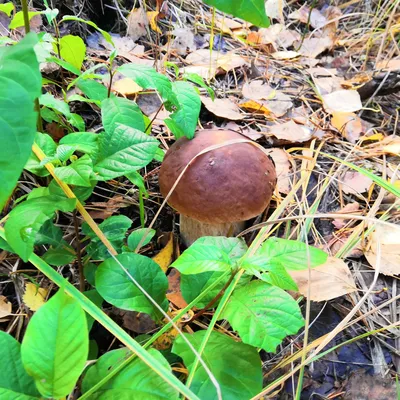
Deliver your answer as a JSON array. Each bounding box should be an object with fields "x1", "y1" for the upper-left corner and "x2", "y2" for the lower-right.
[{"x1": 159, "y1": 129, "x2": 277, "y2": 224}]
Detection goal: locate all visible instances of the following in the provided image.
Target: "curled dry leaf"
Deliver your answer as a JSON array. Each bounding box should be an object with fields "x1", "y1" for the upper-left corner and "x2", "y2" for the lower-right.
[
  {"x1": 341, "y1": 171, "x2": 373, "y2": 195},
  {"x1": 23, "y1": 282, "x2": 48, "y2": 311},
  {"x1": 0, "y1": 295, "x2": 12, "y2": 318},
  {"x1": 331, "y1": 112, "x2": 363, "y2": 143},
  {"x1": 322, "y1": 90, "x2": 363, "y2": 113},
  {"x1": 289, "y1": 257, "x2": 357, "y2": 301},
  {"x1": 214, "y1": 17, "x2": 243, "y2": 34},
  {"x1": 147, "y1": 11, "x2": 161, "y2": 34},
  {"x1": 332, "y1": 202, "x2": 360, "y2": 229},
  {"x1": 153, "y1": 232, "x2": 174, "y2": 272},
  {"x1": 253, "y1": 24, "x2": 301, "y2": 49},
  {"x1": 264, "y1": 148, "x2": 291, "y2": 193},
  {"x1": 269, "y1": 120, "x2": 313, "y2": 142},
  {"x1": 271, "y1": 51, "x2": 300, "y2": 60},
  {"x1": 127, "y1": 8, "x2": 149, "y2": 41},
  {"x1": 365, "y1": 225, "x2": 400, "y2": 276},
  {"x1": 166, "y1": 268, "x2": 188, "y2": 309},
  {"x1": 201, "y1": 96, "x2": 243, "y2": 120}
]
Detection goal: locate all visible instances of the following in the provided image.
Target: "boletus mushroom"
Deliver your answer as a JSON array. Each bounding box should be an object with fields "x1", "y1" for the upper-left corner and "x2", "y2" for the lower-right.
[{"x1": 159, "y1": 129, "x2": 277, "y2": 245}]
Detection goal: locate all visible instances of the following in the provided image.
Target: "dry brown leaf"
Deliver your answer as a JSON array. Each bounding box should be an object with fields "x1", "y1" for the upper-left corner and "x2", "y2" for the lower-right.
[
  {"x1": 365, "y1": 226, "x2": 400, "y2": 276},
  {"x1": 332, "y1": 202, "x2": 360, "y2": 229},
  {"x1": 201, "y1": 96, "x2": 243, "y2": 120},
  {"x1": 331, "y1": 112, "x2": 363, "y2": 143},
  {"x1": 214, "y1": 17, "x2": 243, "y2": 34},
  {"x1": 322, "y1": 90, "x2": 363, "y2": 113},
  {"x1": 341, "y1": 171, "x2": 373, "y2": 195},
  {"x1": 271, "y1": 51, "x2": 300, "y2": 60},
  {"x1": 23, "y1": 283, "x2": 48, "y2": 311},
  {"x1": 223, "y1": 122, "x2": 263, "y2": 140},
  {"x1": 256, "y1": 24, "x2": 300, "y2": 49},
  {"x1": 240, "y1": 100, "x2": 272, "y2": 116},
  {"x1": 166, "y1": 269, "x2": 188, "y2": 309},
  {"x1": 382, "y1": 137, "x2": 400, "y2": 155},
  {"x1": 297, "y1": 36, "x2": 333, "y2": 58},
  {"x1": 308, "y1": 68, "x2": 344, "y2": 95},
  {"x1": 289, "y1": 6, "x2": 326, "y2": 28},
  {"x1": 265, "y1": 148, "x2": 292, "y2": 193},
  {"x1": 376, "y1": 59, "x2": 400, "y2": 71},
  {"x1": 153, "y1": 233, "x2": 174, "y2": 272},
  {"x1": 127, "y1": 8, "x2": 149, "y2": 40},
  {"x1": 289, "y1": 257, "x2": 357, "y2": 301},
  {"x1": 112, "y1": 78, "x2": 142, "y2": 96},
  {"x1": 265, "y1": 0, "x2": 285, "y2": 23},
  {"x1": 171, "y1": 27, "x2": 196, "y2": 55},
  {"x1": 147, "y1": 11, "x2": 161, "y2": 34},
  {"x1": 0, "y1": 296, "x2": 12, "y2": 318},
  {"x1": 270, "y1": 120, "x2": 312, "y2": 142}
]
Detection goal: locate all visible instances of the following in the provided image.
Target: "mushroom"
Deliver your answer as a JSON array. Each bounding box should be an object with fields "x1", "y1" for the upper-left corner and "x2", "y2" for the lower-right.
[{"x1": 159, "y1": 129, "x2": 277, "y2": 246}]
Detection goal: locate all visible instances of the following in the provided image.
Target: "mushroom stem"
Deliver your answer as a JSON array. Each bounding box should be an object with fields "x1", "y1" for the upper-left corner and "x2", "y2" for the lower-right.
[{"x1": 179, "y1": 214, "x2": 245, "y2": 246}]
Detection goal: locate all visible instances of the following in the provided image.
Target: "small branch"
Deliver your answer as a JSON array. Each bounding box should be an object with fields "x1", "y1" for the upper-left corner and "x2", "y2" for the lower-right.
[{"x1": 73, "y1": 211, "x2": 84, "y2": 292}]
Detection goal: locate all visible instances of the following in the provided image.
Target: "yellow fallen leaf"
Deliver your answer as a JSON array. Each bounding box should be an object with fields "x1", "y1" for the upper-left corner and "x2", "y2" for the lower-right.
[
  {"x1": 23, "y1": 283, "x2": 48, "y2": 311},
  {"x1": 240, "y1": 100, "x2": 272, "y2": 115},
  {"x1": 0, "y1": 296, "x2": 12, "y2": 318},
  {"x1": 112, "y1": 78, "x2": 142, "y2": 95},
  {"x1": 147, "y1": 11, "x2": 161, "y2": 34},
  {"x1": 331, "y1": 111, "x2": 363, "y2": 143},
  {"x1": 153, "y1": 233, "x2": 174, "y2": 272}
]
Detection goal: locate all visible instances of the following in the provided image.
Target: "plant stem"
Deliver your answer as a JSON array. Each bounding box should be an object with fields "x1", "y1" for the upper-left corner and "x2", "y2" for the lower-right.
[
  {"x1": 73, "y1": 210, "x2": 84, "y2": 292},
  {"x1": 21, "y1": 0, "x2": 30, "y2": 34}
]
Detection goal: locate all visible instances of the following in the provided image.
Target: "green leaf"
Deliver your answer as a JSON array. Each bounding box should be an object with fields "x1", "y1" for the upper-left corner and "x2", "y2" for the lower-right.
[
  {"x1": 93, "y1": 124, "x2": 159, "y2": 181},
  {"x1": 203, "y1": 0, "x2": 270, "y2": 27},
  {"x1": 46, "y1": 56, "x2": 82, "y2": 75},
  {"x1": 83, "y1": 215, "x2": 132, "y2": 260},
  {"x1": 21, "y1": 289, "x2": 88, "y2": 399},
  {"x1": 173, "y1": 330, "x2": 262, "y2": 399},
  {"x1": 25, "y1": 132, "x2": 57, "y2": 177},
  {"x1": 9, "y1": 11, "x2": 42, "y2": 30},
  {"x1": 4, "y1": 196, "x2": 76, "y2": 262},
  {"x1": 0, "y1": 3, "x2": 14, "y2": 17},
  {"x1": 54, "y1": 154, "x2": 94, "y2": 187},
  {"x1": 165, "y1": 81, "x2": 200, "y2": 139},
  {"x1": 68, "y1": 112, "x2": 85, "y2": 131},
  {"x1": 58, "y1": 34, "x2": 86, "y2": 71},
  {"x1": 82, "y1": 347, "x2": 179, "y2": 399},
  {"x1": 77, "y1": 79, "x2": 109, "y2": 103},
  {"x1": 260, "y1": 263, "x2": 299, "y2": 291},
  {"x1": 42, "y1": 246, "x2": 76, "y2": 266},
  {"x1": 126, "y1": 171, "x2": 148, "y2": 195},
  {"x1": 183, "y1": 72, "x2": 215, "y2": 100},
  {"x1": 172, "y1": 237, "x2": 247, "y2": 274},
  {"x1": 221, "y1": 281, "x2": 304, "y2": 352},
  {"x1": 0, "y1": 331, "x2": 40, "y2": 399},
  {"x1": 83, "y1": 289, "x2": 103, "y2": 332},
  {"x1": 95, "y1": 253, "x2": 169, "y2": 320},
  {"x1": 181, "y1": 270, "x2": 250, "y2": 309},
  {"x1": 84, "y1": 262, "x2": 97, "y2": 286},
  {"x1": 252, "y1": 238, "x2": 328, "y2": 271},
  {"x1": 40, "y1": 92, "x2": 71, "y2": 118},
  {"x1": 118, "y1": 63, "x2": 178, "y2": 108},
  {"x1": 48, "y1": 178, "x2": 95, "y2": 203},
  {"x1": 0, "y1": 33, "x2": 41, "y2": 211},
  {"x1": 35, "y1": 219, "x2": 63, "y2": 247},
  {"x1": 59, "y1": 132, "x2": 99, "y2": 154},
  {"x1": 127, "y1": 228, "x2": 156, "y2": 251},
  {"x1": 102, "y1": 97, "x2": 145, "y2": 133},
  {"x1": 43, "y1": 7, "x2": 59, "y2": 24}
]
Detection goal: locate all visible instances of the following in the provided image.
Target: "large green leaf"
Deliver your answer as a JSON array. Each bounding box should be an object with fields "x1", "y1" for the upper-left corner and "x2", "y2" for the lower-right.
[
  {"x1": 21, "y1": 289, "x2": 88, "y2": 399},
  {"x1": 40, "y1": 92, "x2": 71, "y2": 118},
  {"x1": 95, "y1": 253, "x2": 169, "y2": 320},
  {"x1": 82, "y1": 347, "x2": 179, "y2": 399},
  {"x1": 172, "y1": 237, "x2": 247, "y2": 274},
  {"x1": 221, "y1": 281, "x2": 304, "y2": 352},
  {"x1": 203, "y1": 0, "x2": 270, "y2": 27},
  {"x1": 77, "y1": 79, "x2": 109, "y2": 103},
  {"x1": 25, "y1": 132, "x2": 57, "y2": 177},
  {"x1": 93, "y1": 124, "x2": 160, "y2": 180},
  {"x1": 0, "y1": 33, "x2": 41, "y2": 211},
  {"x1": 4, "y1": 196, "x2": 76, "y2": 261},
  {"x1": 82, "y1": 215, "x2": 132, "y2": 260},
  {"x1": 102, "y1": 97, "x2": 145, "y2": 133},
  {"x1": 0, "y1": 331, "x2": 40, "y2": 399},
  {"x1": 58, "y1": 34, "x2": 86, "y2": 71},
  {"x1": 127, "y1": 228, "x2": 156, "y2": 251},
  {"x1": 9, "y1": 11, "x2": 42, "y2": 30},
  {"x1": 165, "y1": 81, "x2": 200, "y2": 139},
  {"x1": 59, "y1": 132, "x2": 99, "y2": 155},
  {"x1": 54, "y1": 154, "x2": 94, "y2": 187},
  {"x1": 248, "y1": 238, "x2": 328, "y2": 271},
  {"x1": 118, "y1": 64, "x2": 178, "y2": 108},
  {"x1": 172, "y1": 330, "x2": 262, "y2": 399}
]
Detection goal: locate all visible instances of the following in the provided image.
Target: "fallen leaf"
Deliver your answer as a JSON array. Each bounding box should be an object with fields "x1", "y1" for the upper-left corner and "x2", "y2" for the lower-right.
[
  {"x1": 331, "y1": 112, "x2": 363, "y2": 143},
  {"x1": 332, "y1": 202, "x2": 360, "y2": 229},
  {"x1": 255, "y1": 24, "x2": 300, "y2": 49},
  {"x1": 240, "y1": 100, "x2": 272, "y2": 116},
  {"x1": 88, "y1": 195, "x2": 131, "y2": 220},
  {"x1": 23, "y1": 283, "x2": 48, "y2": 311},
  {"x1": 297, "y1": 36, "x2": 333, "y2": 58},
  {"x1": 376, "y1": 59, "x2": 400, "y2": 71},
  {"x1": 270, "y1": 120, "x2": 313, "y2": 142},
  {"x1": 214, "y1": 17, "x2": 243, "y2": 34},
  {"x1": 122, "y1": 310, "x2": 157, "y2": 333},
  {"x1": 127, "y1": 8, "x2": 149, "y2": 41},
  {"x1": 224, "y1": 122, "x2": 263, "y2": 140},
  {"x1": 147, "y1": 10, "x2": 161, "y2": 34},
  {"x1": 171, "y1": 27, "x2": 196, "y2": 55},
  {"x1": 153, "y1": 232, "x2": 174, "y2": 272},
  {"x1": 289, "y1": 257, "x2": 357, "y2": 301},
  {"x1": 0, "y1": 296, "x2": 12, "y2": 318},
  {"x1": 271, "y1": 51, "x2": 300, "y2": 60},
  {"x1": 322, "y1": 90, "x2": 363, "y2": 113},
  {"x1": 166, "y1": 268, "x2": 188, "y2": 309},
  {"x1": 382, "y1": 137, "x2": 400, "y2": 155},
  {"x1": 265, "y1": 0, "x2": 285, "y2": 23},
  {"x1": 201, "y1": 96, "x2": 243, "y2": 120},
  {"x1": 365, "y1": 225, "x2": 400, "y2": 276},
  {"x1": 112, "y1": 78, "x2": 143, "y2": 96},
  {"x1": 341, "y1": 171, "x2": 373, "y2": 195},
  {"x1": 265, "y1": 148, "x2": 292, "y2": 193}
]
